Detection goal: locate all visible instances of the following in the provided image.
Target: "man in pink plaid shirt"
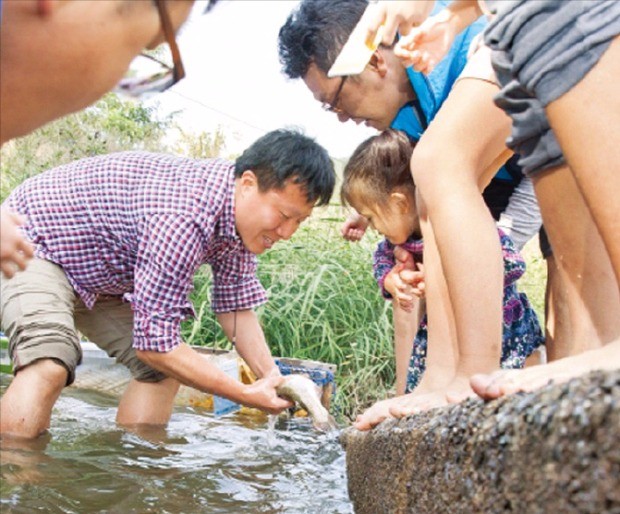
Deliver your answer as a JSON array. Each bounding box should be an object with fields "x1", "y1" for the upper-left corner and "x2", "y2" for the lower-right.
[{"x1": 0, "y1": 129, "x2": 335, "y2": 439}]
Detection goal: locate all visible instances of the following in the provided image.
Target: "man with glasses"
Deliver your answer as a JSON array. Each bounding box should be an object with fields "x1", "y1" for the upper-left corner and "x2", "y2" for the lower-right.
[
  {"x1": 279, "y1": 0, "x2": 554, "y2": 428},
  {"x1": 0, "y1": 0, "x2": 196, "y2": 278}
]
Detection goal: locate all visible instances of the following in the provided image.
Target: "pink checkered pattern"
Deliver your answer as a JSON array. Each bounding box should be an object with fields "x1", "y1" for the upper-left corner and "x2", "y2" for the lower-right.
[{"x1": 6, "y1": 152, "x2": 267, "y2": 352}]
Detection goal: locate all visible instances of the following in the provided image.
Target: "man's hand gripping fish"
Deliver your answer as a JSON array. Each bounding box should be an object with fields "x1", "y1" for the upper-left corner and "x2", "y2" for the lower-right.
[{"x1": 276, "y1": 374, "x2": 337, "y2": 432}]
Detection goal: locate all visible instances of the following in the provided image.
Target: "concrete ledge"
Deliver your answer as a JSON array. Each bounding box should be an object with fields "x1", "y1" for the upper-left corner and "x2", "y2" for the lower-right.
[{"x1": 341, "y1": 370, "x2": 620, "y2": 514}]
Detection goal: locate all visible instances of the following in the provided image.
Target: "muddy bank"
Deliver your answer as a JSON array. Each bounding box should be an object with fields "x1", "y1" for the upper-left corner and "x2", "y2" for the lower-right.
[{"x1": 341, "y1": 370, "x2": 620, "y2": 514}]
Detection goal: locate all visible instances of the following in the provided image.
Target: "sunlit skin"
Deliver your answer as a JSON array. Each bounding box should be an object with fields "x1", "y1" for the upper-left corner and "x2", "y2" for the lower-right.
[
  {"x1": 0, "y1": 0, "x2": 194, "y2": 144},
  {"x1": 234, "y1": 171, "x2": 315, "y2": 255},
  {"x1": 0, "y1": 0, "x2": 194, "y2": 278},
  {"x1": 351, "y1": 192, "x2": 419, "y2": 247},
  {"x1": 303, "y1": 58, "x2": 413, "y2": 131}
]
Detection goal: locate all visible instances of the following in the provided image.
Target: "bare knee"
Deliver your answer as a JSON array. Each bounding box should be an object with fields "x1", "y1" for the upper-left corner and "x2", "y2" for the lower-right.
[
  {"x1": 116, "y1": 377, "x2": 180, "y2": 427},
  {"x1": 0, "y1": 359, "x2": 68, "y2": 439},
  {"x1": 410, "y1": 143, "x2": 443, "y2": 197},
  {"x1": 411, "y1": 143, "x2": 476, "y2": 204}
]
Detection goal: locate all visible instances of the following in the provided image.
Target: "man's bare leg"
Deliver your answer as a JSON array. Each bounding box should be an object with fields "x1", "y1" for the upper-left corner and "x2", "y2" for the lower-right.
[
  {"x1": 116, "y1": 377, "x2": 180, "y2": 428},
  {"x1": 0, "y1": 359, "x2": 67, "y2": 439}
]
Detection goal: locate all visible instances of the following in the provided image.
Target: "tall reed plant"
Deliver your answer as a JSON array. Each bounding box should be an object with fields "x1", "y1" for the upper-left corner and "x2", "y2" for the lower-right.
[{"x1": 182, "y1": 206, "x2": 396, "y2": 421}]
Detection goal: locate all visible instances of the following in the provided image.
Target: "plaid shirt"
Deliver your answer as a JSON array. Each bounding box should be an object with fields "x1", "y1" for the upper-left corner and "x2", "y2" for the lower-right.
[{"x1": 5, "y1": 152, "x2": 267, "y2": 352}]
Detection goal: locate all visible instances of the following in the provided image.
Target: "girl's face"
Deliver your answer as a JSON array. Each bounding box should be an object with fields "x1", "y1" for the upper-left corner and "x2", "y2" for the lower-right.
[{"x1": 355, "y1": 193, "x2": 418, "y2": 246}]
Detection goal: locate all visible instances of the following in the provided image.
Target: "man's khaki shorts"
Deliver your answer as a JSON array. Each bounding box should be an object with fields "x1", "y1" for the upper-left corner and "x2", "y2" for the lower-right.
[{"x1": 0, "y1": 258, "x2": 166, "y2": 385}]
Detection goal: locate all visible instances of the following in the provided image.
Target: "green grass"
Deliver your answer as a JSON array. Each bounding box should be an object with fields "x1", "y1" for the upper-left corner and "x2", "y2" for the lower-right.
[
  {"x1": 181, "y1": 205, "x2": 397, "y2": 420},
  {"x1": 182, "y1": 206, "x2": 549, "y2": 421},
  {"x1": 518, "y1": 237, "x2": 547, "y2": 325}
]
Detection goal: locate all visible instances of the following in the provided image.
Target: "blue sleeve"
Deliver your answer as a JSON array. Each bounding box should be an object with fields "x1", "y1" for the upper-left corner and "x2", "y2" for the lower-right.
[{"x1": 391, "y1": 3, "x2": 487, "y2": 139}]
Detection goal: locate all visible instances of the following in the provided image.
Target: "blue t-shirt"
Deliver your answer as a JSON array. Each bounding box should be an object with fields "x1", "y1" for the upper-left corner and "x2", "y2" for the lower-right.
[{"x1": 390, "y1": 1, "x2": 514, "y2": 182}]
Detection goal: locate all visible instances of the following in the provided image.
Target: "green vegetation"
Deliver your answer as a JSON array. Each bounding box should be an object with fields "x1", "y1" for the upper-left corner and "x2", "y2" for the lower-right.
[
  {"x1": 1, "y1": 95, "x2": 548, "y2": 422},
  {"x1": 182, "y1": 208, "x2": 395, "y2": 420},
  {"x1": 1, "y1": 94, "x2": 229, "y2": 202}
]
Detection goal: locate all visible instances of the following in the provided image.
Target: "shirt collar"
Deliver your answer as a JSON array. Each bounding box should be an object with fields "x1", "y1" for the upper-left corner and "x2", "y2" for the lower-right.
[{"x1": 219, "y1": 163, "x2": 242, "y2": 243}]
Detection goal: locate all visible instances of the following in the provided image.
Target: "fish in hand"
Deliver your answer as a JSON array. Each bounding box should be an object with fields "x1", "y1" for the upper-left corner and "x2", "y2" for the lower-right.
[{"x1": 276, "y1": 374, "x2": 337, "y2": 432}]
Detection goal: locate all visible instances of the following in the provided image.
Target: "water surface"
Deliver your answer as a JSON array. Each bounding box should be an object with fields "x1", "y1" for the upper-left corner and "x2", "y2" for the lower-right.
[{"x1": 0, "y1": 374, "x2": 353, "y2": 513}]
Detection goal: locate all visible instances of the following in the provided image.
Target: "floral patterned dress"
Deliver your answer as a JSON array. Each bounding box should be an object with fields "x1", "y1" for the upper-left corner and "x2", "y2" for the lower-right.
[{"x1": 373, "y1": 228, "x2": 544, "y2": 393}]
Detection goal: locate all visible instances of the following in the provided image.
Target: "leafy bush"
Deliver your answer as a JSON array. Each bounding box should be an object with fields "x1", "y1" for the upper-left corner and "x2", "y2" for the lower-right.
[{"x1": 0, "y1": 95, "x2": 173, "y2": 201}]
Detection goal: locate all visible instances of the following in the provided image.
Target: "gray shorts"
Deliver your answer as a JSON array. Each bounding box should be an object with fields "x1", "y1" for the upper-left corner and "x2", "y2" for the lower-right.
[
  {"x1": 485, "y1": 0, "x2": 620, "y2": 176},
  {"x1": 0, "y1": 258, "x2": 166, "y2": 385}
]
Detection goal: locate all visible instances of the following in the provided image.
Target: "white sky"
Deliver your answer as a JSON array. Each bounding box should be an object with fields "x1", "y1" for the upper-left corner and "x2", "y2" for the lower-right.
[{"x1": 150, "y1": 0, "x2": 375, "y2": 159}]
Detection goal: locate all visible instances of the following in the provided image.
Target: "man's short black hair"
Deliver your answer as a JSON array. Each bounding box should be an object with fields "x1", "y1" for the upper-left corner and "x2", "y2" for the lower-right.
[
  {"x1": 235, "y1": 129, "x2": 335, "y2": 206},
  {"x1": 278, "y1": 0, "x2": 368, "y2": 79}
]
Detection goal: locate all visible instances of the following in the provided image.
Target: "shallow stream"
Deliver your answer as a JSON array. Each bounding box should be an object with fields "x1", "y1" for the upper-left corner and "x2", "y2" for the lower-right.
[{"x1": 0, "y1": 374, "x2": 353, "y2": 513}]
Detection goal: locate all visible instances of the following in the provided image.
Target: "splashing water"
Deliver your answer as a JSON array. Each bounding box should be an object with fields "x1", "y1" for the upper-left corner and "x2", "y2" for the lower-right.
[{"x1": 0, "y1": 374, "x2": 353, "y2": 514}]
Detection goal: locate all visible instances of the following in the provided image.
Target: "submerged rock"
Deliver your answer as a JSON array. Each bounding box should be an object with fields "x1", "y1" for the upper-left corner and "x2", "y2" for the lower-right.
[{"x1": 341, "y1": 370, "x2": 620, "y2": 514}]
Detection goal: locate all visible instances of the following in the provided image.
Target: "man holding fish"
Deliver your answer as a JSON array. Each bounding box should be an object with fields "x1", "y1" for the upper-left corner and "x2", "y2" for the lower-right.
[{"x1": 0, "y1": 129, "x2": 336, "y2": 439}]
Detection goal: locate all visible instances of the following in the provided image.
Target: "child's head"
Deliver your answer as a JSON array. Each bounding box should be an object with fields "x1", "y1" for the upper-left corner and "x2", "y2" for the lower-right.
[{"x1": 341, "y1": 129, "x2": 419, "y2": 245}]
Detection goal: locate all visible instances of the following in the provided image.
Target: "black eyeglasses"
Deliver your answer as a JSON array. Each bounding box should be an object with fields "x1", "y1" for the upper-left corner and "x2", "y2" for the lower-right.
[
  {"x1": 321, "y1": 76, "x2": 348, "y2": 114},
  {"x1": 114, "y1": 0, "x2": 186, "y2": 99}
]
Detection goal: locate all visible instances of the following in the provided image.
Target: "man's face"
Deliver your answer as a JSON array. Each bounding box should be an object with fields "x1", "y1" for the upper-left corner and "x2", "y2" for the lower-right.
[
  {"x1": 235, "y1": 172, "x2": 314, "y2": 255},
  {"x1": 303, "y1": 61, "x2": 405, "y2": 131},
  {"x1": 0, "y1": 0, "x2": 194, "y2": 144}
]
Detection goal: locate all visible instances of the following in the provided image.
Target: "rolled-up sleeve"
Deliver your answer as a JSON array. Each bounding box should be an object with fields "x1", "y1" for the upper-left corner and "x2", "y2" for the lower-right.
[
  {"x1": 210, "y1": 252, "x2": 266, "y2": 313},
  {"x1": 130, "y1": 214, "x2": 204, "y2": 352}
]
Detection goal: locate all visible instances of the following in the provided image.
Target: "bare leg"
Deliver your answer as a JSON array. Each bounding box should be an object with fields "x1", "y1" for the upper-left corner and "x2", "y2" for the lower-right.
[
  {"x1": 0, "y1": 359, "x2": 67, "y2": 439},
  {"x1": 541, "y1": 169, "x2": 619, "y2": 348},
  {"x1": 116, "y1": 376, "x2": 180, "y2": 427},
  {"x1": 353, "y1": 204, "x2": 458, "y2": 430},
  {"x1": 0, "y1": 432, "x2": 52, "y2": 485},
  {"x1": 551, "y1": 35, "x2": 620, "y2": 282},
  {"x1": 410, "y1": 79, "x2": 509, "y2": 401},
  {"x1": 393, "y1": 299, "x2": 422, "y2": 397},
  {"x1": 389, "y1": 214, "x2": 461, "y2": 415},
  {"x1": 472, "y1": 165, "x2": 620, "y2": 397},
  {"x1": 544, "y1": 254, "x2": 572, "y2": 360},
  {"x1": 472, "y1": 36, "x2": 620, "y2": 398}
]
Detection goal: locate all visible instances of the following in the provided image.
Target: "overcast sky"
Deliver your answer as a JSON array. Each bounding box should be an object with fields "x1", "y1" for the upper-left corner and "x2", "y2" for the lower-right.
[{"x1": 151, "y1": 0, "x2": 375, "y2": 159}]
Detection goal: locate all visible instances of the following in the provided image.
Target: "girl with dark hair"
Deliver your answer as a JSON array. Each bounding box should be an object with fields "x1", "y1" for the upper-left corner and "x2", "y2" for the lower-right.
[{"x1": 342, "y1": 129, "x2": 543, "y2": 429}]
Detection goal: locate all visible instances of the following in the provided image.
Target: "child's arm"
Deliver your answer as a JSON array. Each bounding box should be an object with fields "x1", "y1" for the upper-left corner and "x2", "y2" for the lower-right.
[
  {"x1": 383, "y1": 265, "x2": 419, "y2": 312},
  {"x1": 341, "y1": 211, "x2": 369, "y2": 242},
  {"x1": 400, "y1": 262, "x2": 426, "y2": 299},
  {"x1": 395, "y1": 0, "x2": 484, "y2": 74},
  {"x1": 375, "y1": 243, "x2": 420, "y2": 311}
]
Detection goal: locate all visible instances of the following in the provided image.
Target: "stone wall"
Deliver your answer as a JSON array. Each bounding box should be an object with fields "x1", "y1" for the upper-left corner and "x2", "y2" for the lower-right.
[{"x1": 341, "y1": 370, "x2": 620, "y2": 514}]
